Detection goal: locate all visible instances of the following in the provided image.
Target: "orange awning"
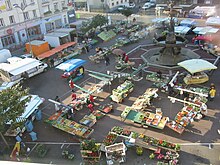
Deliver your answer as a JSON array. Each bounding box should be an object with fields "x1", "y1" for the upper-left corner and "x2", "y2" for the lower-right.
[{"x1": 37, "y1": 42, "x2": 76, "y2": 59}]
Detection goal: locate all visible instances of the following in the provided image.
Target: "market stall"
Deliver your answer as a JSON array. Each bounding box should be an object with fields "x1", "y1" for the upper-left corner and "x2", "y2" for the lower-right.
[
  {"x1": 110, "y1": 126, "x2": 180, "y2": 153},
  {"x1": 177, "y1": 59, "x2": 217, "y2": 85},
  {"x1": 110, "y1": 80, "x2": 134, "y2": 103},
  {"x1": 131, "y1": 88, "x2": 159, "y2": 110},
  {"x1": 79, "y1": 113, "x2": 97, "y2": 127},
  {"x1": 121, "y1": 107, "x2": 168, "y2": 130},
  {"x1": 88, "y1": 48, "x2": 110, "y2": 63},
  {"x1": 56, "y1": 58, "x2": 86, "y2": 81},
  {"x1": 46, "y1": 112, "x2": 94, "y2": 138},
  {"x1": 80, "y1": 139, "x2": 101, "y2": 164},
  {"x1": 105, "y1": 142, "x2": 127, "y2": 165}
]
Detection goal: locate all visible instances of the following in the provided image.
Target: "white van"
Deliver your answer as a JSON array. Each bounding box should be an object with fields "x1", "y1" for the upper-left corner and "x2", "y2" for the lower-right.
[{"x1": 0, "y1": 57, "x2": 48, "y2": 82}]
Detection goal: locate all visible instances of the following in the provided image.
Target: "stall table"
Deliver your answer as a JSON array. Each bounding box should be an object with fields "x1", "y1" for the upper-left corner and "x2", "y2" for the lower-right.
[
  {"x1": 166, "y1": 120, "x2": 185, "y2": 134},
  {"x1": 79, "y1": 114, "x2": 96, "y2": 127}
]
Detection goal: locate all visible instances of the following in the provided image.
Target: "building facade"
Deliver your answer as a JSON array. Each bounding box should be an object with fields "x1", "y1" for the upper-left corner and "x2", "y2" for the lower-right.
[{"x1": 0, "y1": 0, "x2": 76, "y2": 50}]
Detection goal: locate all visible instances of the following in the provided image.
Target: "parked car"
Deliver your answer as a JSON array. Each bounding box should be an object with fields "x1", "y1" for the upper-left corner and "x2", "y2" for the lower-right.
[
  {"x1": 142, "y1": 2, "x2": 152, "y2": 10},
  {"x1": 128, "y1": 2, "x2": 135, "y2": 9}
]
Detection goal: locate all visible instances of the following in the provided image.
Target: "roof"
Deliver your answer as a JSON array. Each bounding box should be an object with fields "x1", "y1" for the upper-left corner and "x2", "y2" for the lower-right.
[
  {"x1": 55, "y1": 28, "x2": 76, "y2": 33},
  {"x1": 0, "y1": 58, "x2": 43, "y2": 76},
  {"x1": 19, "y1": 95, "x2": 43, "y2": 120},
  {"x1": 180, "y1": 19, "x2": 197, "y2": 26},
  {"x1": 44, "y1": 32, "x2": 68, "y2": 38},
  {"x1": 193, "y1": 26, "x2": 219, "y2": 35},
  {"x1": 37, "y1": 42, "x2": 76, "y2": 59},
  {"x1": 56, "y1": 59, "x2": 86, "y2": 72},
  {"x1": 206, "y1": 17, "x2": 220, "y2": 26},
  {"x1": 175, "y1": 26, "x2": 191, "y2": 34},
  {"x1": 28, "y1": 40, "x2": 48, "y2": 46}
]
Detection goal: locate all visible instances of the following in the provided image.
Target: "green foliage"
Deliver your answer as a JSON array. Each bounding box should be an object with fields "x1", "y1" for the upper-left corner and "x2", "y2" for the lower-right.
[
  {"x1": 0, "y1": 84, "x2": 30, "y2": 132},
  {"x1": 120, "y1": 9, "x2": 133, "y2": 18},
  {"x1": 81, "y1": 14, "x2": 108, "y2": 34},
  {"x1": 35, "y1": 144, "x2": 48, "y2": 158}
]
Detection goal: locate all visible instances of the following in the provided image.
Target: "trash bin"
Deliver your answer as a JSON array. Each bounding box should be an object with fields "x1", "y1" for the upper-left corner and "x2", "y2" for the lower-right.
[
  {"x1": 25, "y1": 120, "x2": 33, "y2": 132},
  {"x1": 35, "y1": 110, "x2": 42, "y2": 121}
]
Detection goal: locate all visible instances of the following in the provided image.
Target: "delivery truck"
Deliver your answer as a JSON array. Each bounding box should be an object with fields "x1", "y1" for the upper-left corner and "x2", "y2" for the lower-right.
[{"x1": 0, "y1": 57, "x2": 48, "y2": 82}]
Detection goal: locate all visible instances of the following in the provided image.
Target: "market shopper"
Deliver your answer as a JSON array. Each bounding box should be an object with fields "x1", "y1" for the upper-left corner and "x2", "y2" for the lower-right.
[
  {"x1": 209, "y1": 87, "x2": 216, "y2": 101},
  {"x1": 104, "y1": 55, "x2": 110, "y2": 66},
  {"x1": 87, "y1": 103, "x2": 94, "y2": 113}
]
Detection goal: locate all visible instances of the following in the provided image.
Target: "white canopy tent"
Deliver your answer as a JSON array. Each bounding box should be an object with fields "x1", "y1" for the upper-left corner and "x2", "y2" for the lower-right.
[{"x1": 180, "y1": 19, "x2": 197, "y2": 27}]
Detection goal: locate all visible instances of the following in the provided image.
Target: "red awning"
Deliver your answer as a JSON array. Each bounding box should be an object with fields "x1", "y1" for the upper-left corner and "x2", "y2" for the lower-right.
[{"x1": 37, "y1": 42, "x2": 76, "y2": 59}]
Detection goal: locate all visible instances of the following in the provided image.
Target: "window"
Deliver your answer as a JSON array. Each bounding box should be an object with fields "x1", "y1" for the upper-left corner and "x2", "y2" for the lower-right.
[
  {"x1": 9, "y1": 15, "x2": 15, "y2": 24},
  {"x1": 121, "y1": 0, "x2": 123, "y2": 3},
  {"x1": 33, "y1": 10, "x2": 37, "y2": 18},
  {"x1": 31, "y1": 0, "x2": 35, "y2": 2},
  {"x1": 112, "y1": 3, "x2": 114, "y2": 6},
  {"x1": 125, "y1": 0, "x2": 127, "y2": 2},
  {"x1": 23, "y1": 0, "x2": 27, "y2": 6},
  {"x1": 62, "y1": 1, "x2": 65, "y2": 8},
  {"x1": 116, "y1": 1, "x2": 119, "y2": 5},
  {"x1": 54, "y1": 2, "x2": 58, "y2": 10},
  {"x1": 23, "y1": 12, "x2": 30, "y2": 20},
  {"x1": 1, "y1": 34, "x2": 16, "y2": 47},
  {"x1": 0, "y1": 18, "x2": 4, "y2": 27},
  {"x1": 5, "y1": 0, "x2": 12, "y2": 10}
]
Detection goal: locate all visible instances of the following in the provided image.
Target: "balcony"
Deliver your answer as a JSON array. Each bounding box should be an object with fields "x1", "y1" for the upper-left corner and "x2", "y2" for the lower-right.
[
  {"x1": 42, "y1": 0, "x2": 50, "y2": 4},
  {"x1": 54, "y1": 9, "x2": 60, "y2": 13},
  {"x1": 43, "y1": 11, "x2": 52, "y2": 16}
]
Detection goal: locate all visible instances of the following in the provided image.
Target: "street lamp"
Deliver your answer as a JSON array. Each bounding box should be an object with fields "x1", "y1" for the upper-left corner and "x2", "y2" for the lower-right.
[{"x1": 13, "y1": 2, "x2": 35, "y2": 58}]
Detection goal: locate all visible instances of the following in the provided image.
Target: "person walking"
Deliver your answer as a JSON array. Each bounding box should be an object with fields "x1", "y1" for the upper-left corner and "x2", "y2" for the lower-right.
[
  {"x1": 87, "y1": 103, "x2": 94, "y2": 113},
  {"x1": 209, "y1": 87, "x2": 216, "y2": 101},
  {"x1": 104, "y1": 55, "x2": 110, "y2": 66}
]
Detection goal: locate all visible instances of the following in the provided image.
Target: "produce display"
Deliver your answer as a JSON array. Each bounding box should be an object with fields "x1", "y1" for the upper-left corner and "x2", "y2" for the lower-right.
[
  {"x1": 110, "y1": 80, "x2": 134, "y2": 103},
  {"x1": 80, "y1": 139, "x2": 101, "y2": 163},
  {"x1": 97, "y1": 30, "x2": 116, "y2": 41},
  {"x1": 92, "y1": 110, "x2": 105, "y2": 120},
  {"x1": 110, "y1": 126, "x2": 180, "y2": 152},
  {"x1": 79, "y1": 114, "x2": 97, "y2": 127},
  {"x1": 131, "y1": 88, "x2": 158, "y2": 110},
  {"x1": 146, "y1": 73, "x2": 169, "y2": 83},
  {"x1": 166, "y1": 120, "x2": 185, "y2": 134},
  {"x1": 103, "y1": 133, "x2": 118, "y2": 146},
  {"x1": 98, "y1": 104, "x2": 113, "y2": 114},
  {"x1": 189, "y1": 87, "x2": 209, "y2": 95},
  {"x1": 48, "y1": 115, "x2": 94, "y2": 138},
  {"x1": 175, "y1": 106, "x2": 198, "y2": 127},
  {"x1": 121, "y1": 108, "x2": 168, "y2": 129}
]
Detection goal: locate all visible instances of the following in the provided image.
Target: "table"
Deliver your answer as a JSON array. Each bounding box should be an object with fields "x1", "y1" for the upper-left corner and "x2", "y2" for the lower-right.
[{"x1": 166, "y1": 120, "x2": 185, "y2": 134}]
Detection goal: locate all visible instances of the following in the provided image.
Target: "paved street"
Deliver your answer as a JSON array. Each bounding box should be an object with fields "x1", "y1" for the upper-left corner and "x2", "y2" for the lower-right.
[{"x1": 2, "y1": 12, "x2": 220, "y2": 165}]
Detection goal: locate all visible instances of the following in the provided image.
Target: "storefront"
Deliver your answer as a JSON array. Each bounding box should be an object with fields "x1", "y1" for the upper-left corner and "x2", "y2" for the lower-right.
[{"x1": 27, "y1": 25, "x2": 42, "y2": 40}]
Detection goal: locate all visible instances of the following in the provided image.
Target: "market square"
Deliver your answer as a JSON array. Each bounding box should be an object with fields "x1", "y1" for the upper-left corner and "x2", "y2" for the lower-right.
[{"x1": 0, "y1": 1, "x2": 220, "y2": 165}]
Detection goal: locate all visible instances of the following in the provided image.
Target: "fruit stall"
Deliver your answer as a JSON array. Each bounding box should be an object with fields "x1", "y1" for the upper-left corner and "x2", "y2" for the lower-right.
[
  {"x1": 121, "y1": 107, "x2": 168, "y2": 130},
  {"x1": 106, "y1": 126, "x2": 180, "y2": 164},
  {"x1": 110, "y1": 80, "x2": 134, "y2": 103},
  {"x1": 46, "y1": 112, "x2": 94, "y2": 138},
  {"x1": 131, "y1": 88, "x2": 159, "y2": 110},
  {"x1": 80, "y1": 139, "x2": 101, "y2": 164},
  {"x1": 79, "y1": 113, "x2": 97, "y2": 127}
]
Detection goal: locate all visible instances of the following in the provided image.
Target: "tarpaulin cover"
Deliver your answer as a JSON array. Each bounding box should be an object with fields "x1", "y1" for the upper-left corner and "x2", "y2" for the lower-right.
[{"x1": 56, "y1": 59, "x2": 86, "y2": 72}]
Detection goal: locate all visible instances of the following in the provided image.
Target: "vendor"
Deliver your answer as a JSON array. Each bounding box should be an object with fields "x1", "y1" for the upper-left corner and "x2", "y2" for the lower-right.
[
  {"x1": 122, "y1": 53, "x2": 129, "y2": 63},
  {"x1": 96, "y1": 47, "x2": 103, "y2": 54}
]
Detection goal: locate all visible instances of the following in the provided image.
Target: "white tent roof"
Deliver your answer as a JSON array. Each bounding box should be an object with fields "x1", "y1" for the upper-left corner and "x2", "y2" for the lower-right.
[
  {"x1": 206, "y1": 17, "x2": 220, "y2": 26},
  {"x1": 0, "y1": 58, "x2": 43, "y2": 76}
]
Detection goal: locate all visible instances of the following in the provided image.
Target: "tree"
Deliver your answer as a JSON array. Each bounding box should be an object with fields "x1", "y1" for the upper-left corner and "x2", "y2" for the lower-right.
[
  {"x1": 0, "y1": 84, "x2": 30, "y2": 147},
  {"x1": 120, "y1": 9, "x2": 133, "y2": 22},
  {"x1": 81, "y1": 14, "x2": 108, "y2": 34}
]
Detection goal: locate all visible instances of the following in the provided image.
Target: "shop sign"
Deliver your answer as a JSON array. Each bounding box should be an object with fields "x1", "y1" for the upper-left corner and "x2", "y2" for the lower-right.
[{"x1": 6, "y1": 28, "x2": 13, "y2": 35}]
